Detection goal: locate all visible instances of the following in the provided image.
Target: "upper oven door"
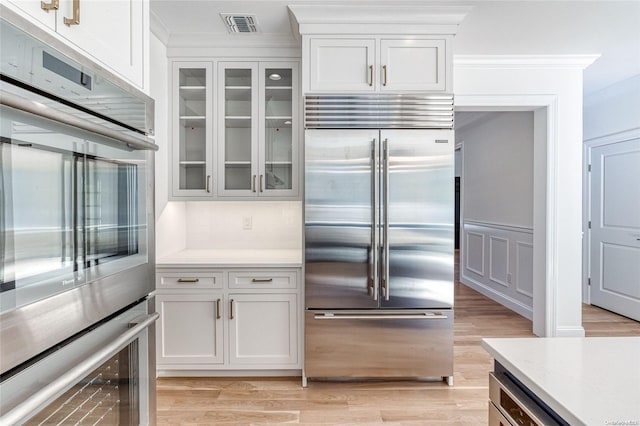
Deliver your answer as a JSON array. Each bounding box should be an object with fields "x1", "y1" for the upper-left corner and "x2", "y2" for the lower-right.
[
  {"x1": 0, "y1": 96, "x2": 149, "y2": 312},
  {"x1": 0, "y1": 85, "x2": 156, "y2": 375}
]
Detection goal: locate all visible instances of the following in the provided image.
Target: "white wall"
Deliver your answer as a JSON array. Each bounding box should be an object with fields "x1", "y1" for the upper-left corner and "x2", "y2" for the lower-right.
[
  {"x1": 458, "y1": 112, "x2": 534, "y2": 228},
  {"x1": 185, "y1": 202, "x2": 301, "y2": 250},
  {"x1": 583, "y1": 74, "x2": 640, "y2": 140}
]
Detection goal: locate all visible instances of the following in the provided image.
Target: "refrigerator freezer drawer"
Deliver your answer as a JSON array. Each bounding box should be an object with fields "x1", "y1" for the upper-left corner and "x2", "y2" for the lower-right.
[{"x1": 305, "y1": 309, "x2": 453, "y2": 379}]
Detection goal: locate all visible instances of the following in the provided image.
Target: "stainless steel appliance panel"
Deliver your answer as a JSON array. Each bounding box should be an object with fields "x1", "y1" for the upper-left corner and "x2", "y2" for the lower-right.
[
  {"x1": 305, "y1": 309, "x2": 453, "y2": 378},
  {"x1": 381, "y1": 130, "x2": 454, "y2": 309},
  {"x1": 0, "y1": 300, "x2": 157, "y2": 425},
  {"x1": 489, "y1": 370, "x2": 565, "y2": 426},
  {"x1": 305, "y1": 129, "x2": 379, "y2": 309}
]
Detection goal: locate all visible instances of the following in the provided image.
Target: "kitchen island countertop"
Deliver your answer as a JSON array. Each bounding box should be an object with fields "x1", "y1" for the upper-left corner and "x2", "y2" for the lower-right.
[
  {"x1": 482, "y1": 336, "x2": 640, "y2": 426},
  {"x1": 156, "y1": 249, "x2": 302, "y2": 268}
]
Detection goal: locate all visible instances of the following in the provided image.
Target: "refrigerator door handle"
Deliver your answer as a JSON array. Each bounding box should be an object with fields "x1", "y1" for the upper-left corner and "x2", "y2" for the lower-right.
[
  {"x1": 313, "y1": 312, "x2": 448, "y2": 320},
  {"x1": 370, "y1": 137, "x2": 379, "y2": 300},
  {"x1": 382, "y1": 137, "x2": 390, "y2": 301}
]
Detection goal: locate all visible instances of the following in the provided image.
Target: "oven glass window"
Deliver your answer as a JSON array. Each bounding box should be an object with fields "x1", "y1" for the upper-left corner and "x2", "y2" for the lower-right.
[
  {"x1": 24, "y1": 341, "x2": 140, "y2": 425},
  {"x1": 0, "y1": 105, "x2": 148, "y2": 312}
]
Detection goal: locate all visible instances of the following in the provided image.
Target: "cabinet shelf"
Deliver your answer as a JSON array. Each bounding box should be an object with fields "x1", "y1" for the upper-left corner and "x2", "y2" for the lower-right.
[
  {"x1": 266, "y1": 117, "x2": 293, "y2": 128},
  {"x1": 180, "y1": 116, "x2": 206, "y2": 128},
  {"x1": 265, "y1": 161, "x2": 292, "y2": 165},
  {"x1": 179, "y1": 161, "x2": 206, "y2": 165},
  {"x1": 180, "y1": 86, "x2": 206, "y2": 101},
  {"x1": 225, "y1": 117, "x2": 252, "y2": 128},
  {"x1": 224, "y1": 161, "x2": 251, "y2": 165}
]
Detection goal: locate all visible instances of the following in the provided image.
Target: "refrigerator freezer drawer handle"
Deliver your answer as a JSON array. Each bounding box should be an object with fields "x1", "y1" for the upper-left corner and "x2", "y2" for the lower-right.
[{"x1": 313, "y1": 314, "x2": 448, "y2": 320}]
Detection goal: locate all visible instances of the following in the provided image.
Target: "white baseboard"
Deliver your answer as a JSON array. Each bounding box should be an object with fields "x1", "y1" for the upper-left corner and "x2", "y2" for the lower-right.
[
  {"x1": 460, "y1": 273, "x2": 533, "y2": 320},
  {"x1": 157, "y1": 369, "x2": 302, "y2": 377},
  {"x1": 554, "y1": 326, "x2": 586, "y2": 337}
]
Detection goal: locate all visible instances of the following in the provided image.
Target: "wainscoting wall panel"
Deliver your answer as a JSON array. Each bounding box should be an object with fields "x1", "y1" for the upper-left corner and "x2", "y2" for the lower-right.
[{"x1": 461, "y1": 221, "x2": 534, "y2": 319}]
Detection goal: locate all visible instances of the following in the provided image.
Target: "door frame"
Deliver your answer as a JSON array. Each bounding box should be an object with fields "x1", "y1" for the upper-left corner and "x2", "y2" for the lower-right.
[{"x1": 582, "y1": 127, "x2": 640, "y2": 304}]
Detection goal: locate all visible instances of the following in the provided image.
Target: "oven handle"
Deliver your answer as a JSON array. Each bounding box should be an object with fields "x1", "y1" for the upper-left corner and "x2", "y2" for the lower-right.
[
  {"x1": 0, "y1": 312, "x2": 159, "y2": 426},
  {"x1": 0, "y1": 89, "x2": 158, "y2": 151}
]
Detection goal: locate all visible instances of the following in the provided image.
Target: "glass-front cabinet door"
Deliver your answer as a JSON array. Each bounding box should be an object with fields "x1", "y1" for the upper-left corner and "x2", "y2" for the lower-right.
[
  {"x1": 172, "y1": 62, "x2": 214, "y2": 197},
  {"x1": 260, "y1": 62, "x2": 298, "y2": 197},
  {"x1": 218, "y1": 62, "x2": 258, "y2": 196},
  {"x1": 217, "y1": 61, "x2": 298, "y2": 198}
]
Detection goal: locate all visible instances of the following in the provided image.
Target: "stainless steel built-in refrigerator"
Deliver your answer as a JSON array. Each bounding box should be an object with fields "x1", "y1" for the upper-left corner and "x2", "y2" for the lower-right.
[{"x1": 304, "y1": 95, "x2": 455, "y2": 383}]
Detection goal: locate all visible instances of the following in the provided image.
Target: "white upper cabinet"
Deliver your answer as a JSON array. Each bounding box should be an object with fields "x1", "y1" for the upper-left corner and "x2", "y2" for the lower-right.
[
  {"x1": 217, "y1": 61, "x2": 299, "y2": 198},
  {"x1": 379, "y1": 39, "x2": 446, "y2": 92},
  {"x1": 3, "y1": 0, "x2": 146, "y2": 88},
  {"x1": 309, "y1": 38, "x2": 376, "y2": 92},
  {"x1": 306, "y1": 36, "x2": 451, "y2": 93},
  {"x1": 171, "y1": 62, "x2": 215, "y2": 198}
]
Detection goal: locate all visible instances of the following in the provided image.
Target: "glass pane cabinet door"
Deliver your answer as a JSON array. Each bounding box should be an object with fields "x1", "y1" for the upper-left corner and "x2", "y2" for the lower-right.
[
  {"x1": 221, "y1": 65, "x2": 256, "y2": 194},
  {"x1": 173, "y1": 63, "x2": 212, "y2": 196},
  {"x1": 263, "y1": 67, "x2": 294, "y2": 193}
]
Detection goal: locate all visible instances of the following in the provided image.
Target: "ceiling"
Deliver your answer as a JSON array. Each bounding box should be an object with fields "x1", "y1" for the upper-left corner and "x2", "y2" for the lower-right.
[{"x1": 150, "y1": 0, "x2": 640, "y2": 95}]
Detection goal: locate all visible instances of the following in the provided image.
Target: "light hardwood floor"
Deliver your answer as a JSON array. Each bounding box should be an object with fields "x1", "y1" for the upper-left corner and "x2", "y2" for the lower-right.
[{"x1": 157, "y1": 275, "x2": 640, "y2": 425}]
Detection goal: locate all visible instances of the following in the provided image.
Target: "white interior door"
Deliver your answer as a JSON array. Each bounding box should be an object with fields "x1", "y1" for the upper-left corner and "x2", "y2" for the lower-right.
[{"x1": 590, "y1": 138, "x2": 640, "y2": 321}]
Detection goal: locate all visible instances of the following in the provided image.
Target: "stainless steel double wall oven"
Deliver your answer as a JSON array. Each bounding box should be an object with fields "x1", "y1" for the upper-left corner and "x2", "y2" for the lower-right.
[{"x1": 0, "y1": 6, "x2": 158, "y2": 424}]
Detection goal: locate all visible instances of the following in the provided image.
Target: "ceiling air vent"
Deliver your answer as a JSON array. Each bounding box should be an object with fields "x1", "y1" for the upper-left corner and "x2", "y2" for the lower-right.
[{"x1": 221, "y1": 14, "x2": 259, "y2": 33}]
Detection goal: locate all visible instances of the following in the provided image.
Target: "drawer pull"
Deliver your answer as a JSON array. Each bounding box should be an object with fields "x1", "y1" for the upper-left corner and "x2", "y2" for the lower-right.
[
  {"x1": 216, "y1": 298, "x2": 221, "y2": 320},
  {"x1": 177, "y1": 278, "x2": 200, "y2": 283},
  {"x1": 230, "y1": 299, "x2": 235, "y2": 320},
  {"x1": 251, "y1": 278, "x2": 273, "y2": 283}
]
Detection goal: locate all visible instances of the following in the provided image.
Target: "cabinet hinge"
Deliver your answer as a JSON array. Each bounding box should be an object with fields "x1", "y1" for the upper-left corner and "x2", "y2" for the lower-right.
[
  {"x1": 588, "y1": 221, "x2": 591, "y2": 229},
  {"x1": 588, "y1": 277, "x2": 591, "y2": 286},
  {"x1": 588, "y1": 164, "x2": 592, "y2": 172}
]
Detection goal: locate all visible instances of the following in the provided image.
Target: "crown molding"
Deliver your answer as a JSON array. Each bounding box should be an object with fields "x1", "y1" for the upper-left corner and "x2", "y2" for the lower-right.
[
  {"x1": 150, "y1": 10, "x2": 170, "y2": 45},
  {"x1": 454, "y1": 55, "x2": 601, "y2": 70},
  {"x1": 288, "y1": 4, "x2": 472, "y2": 35},
  {"x1": 165, "y1": 33, "x2": 299, "y2": 49}
]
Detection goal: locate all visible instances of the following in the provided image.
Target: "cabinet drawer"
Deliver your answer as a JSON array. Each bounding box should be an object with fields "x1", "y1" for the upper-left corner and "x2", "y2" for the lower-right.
[
  {"x1": 228, "y1": 271, "x2": 297, "y2": 289},
  {"x1": 156, "y1": 272, "x2": 223, "y2": 289}
]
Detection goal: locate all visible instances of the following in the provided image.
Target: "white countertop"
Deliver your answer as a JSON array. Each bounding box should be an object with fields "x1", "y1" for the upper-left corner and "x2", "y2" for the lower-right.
[
  {"x1": 156, "y1": 249, "x2": 303, "y2": 268},
  {"x1": 482, "y1": 337, "x2": 640, "y2": 426}
]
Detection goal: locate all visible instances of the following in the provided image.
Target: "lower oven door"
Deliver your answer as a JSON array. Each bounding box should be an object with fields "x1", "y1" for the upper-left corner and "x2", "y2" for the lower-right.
[{"x1": 0, "y1": 300, "x2": 158, "y2": 425}]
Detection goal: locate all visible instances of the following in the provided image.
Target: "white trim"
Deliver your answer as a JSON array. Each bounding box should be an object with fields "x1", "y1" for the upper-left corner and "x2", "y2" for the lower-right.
[
  {"x1": 460, "y1": 272, "x2": 533, "y2": 320},
  {"x1": 489, "y1": 236, "x2": 509, "y2": 287},
  {"x1": 554, "y1": 326, "x2": 586, "y2": 338},
  {"x1": 456, "y1": 93, "x2": 570, "y2": 337},
  {"x1": 515, "y1": 241, "x2": 535, "y2": 298},
  {"x1": 465, "y1": 232, "x2": 485, "y2": 276},
  {"x1": 157, "y1": 369, "x2": 301, "y2": 377},
  {"x1": 454, "y1": 54, "x2": 600, "y2": 70},
  {"x1": 150, "y1": 10, "x2": 170, "y2": 46},
  {"x1": 464, "y1": 220, "x2": 533, "y2": 234},
  {"x1": 583, "y1": 127, "x2": 640, "y2": 145}
]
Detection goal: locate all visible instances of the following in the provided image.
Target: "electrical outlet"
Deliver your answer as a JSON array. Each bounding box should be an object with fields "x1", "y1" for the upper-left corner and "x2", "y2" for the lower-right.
[{"x1": 242, "y1": 216, "x2": 252, "y2": 230}]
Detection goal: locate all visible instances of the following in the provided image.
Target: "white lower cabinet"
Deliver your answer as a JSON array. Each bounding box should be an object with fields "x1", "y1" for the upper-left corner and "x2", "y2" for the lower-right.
[
  {"x1": 228, "y1": 293, "x2": 297, "y2": 366},
  {"x1": 155, "y1": 268, "x2": 300, "y2": 374},
  {"x1": 156, "y1": 293, "x2": 224, "y2": 365}
]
